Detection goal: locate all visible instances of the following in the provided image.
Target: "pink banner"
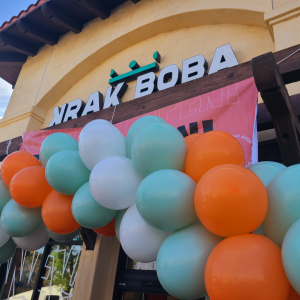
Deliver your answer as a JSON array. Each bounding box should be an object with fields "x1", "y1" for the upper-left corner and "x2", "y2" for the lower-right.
[{"x1": 21, "y1": 77, "x2": 258, "y2": 166}]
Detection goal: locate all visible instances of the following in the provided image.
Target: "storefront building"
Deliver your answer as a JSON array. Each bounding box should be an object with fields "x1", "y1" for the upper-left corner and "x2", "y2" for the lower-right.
[
  {"x1": 0, "y1": 0, "x2": 300, "y2": 299},
  {"x1": 0, "y1": 0, "x2": 299, "y2": 142}
]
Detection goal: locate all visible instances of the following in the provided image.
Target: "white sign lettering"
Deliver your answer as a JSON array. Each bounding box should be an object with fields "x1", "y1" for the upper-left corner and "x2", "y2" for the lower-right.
[{"x1": 49, "y1": 43, "x2": 238, "y2": 126}]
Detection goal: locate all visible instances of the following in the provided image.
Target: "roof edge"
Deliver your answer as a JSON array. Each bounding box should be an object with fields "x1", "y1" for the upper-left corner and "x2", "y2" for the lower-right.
[{"x1": 0, "y1": 0, "x2": 48, "y2": 31}]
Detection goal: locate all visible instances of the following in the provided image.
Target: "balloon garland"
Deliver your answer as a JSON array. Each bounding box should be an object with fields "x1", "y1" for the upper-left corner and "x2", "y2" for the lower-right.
[{"x1": 0, "y1": 115, "x2": 299, "y2": 299}]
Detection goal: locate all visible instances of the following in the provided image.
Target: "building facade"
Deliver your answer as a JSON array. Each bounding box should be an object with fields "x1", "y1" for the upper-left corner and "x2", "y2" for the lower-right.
[
  {"x1": 0, "y1": 0, "x2": 299, "y2": 143},
  {"x1": 0, "y1": 0, "x2": 300, "y2": 299}
]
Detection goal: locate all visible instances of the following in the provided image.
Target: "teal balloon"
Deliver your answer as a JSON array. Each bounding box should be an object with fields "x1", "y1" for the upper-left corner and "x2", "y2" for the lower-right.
[
  {"x1": 282, "y1": 219, "x2": 300, "y2": 295},
  {"x1": 0, "y1": 238, "x2": 16, "y2": 264},
  {"x1": 40, "y1": 133, "x2": 78, "y2": 167},
  {"x1": 115, "y1": 208, "x2": 128, "y2": 241},
  {"x1": 131, "y1": 123, "x2": 186, "y2": 178},
  {"x1": 1, "y1": 200, "x2": 42, "y2": 237},
  {"x1": 45, "y1": 226, "x2": 81, "y2": 242},
  {"x1": 248, "y1": 161, "x2": 286, "y2": 188},
  {"x1": 0, "y1": 180, "x2": 11, "y2": 214},
  {"x1": 136, "y1": 169, "x2": 197, "y2": 231},
  {"x1": 157, "y1": 223, "x2": 223, "y2": 300},
  {"x1": 252, "y1": 224, "x2": 265, "y2": 236},
  {"x1": 125, "y1": 116, "x2": 165, "y2": 159},
  {"x1": 46, "y1": 150, "x2": 90, "y2": 195},
  {"x1": 264, "y1": 164, "x2": 300, "y2": 247},
  {"x1": 72, "y1": 182, "x2": 117, "y2": 228}
]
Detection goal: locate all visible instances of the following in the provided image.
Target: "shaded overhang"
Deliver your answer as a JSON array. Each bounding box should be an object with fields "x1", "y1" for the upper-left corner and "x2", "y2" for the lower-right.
[{"x1": 0, "y1": 0, "x2": 140, "y2": 86}]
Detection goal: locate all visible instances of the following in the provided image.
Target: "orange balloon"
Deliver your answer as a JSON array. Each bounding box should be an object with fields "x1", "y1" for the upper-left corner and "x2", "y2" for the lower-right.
[
  {"x1": 1, "y1": 151, "x2": 41, "y2": 187},
  {"x1": 205, "y1": 234, "x2": 290, "y2": 300},
  {"x1": 185, "y1": 131, "x2": 244, "y2": 183},
  {"x1": 194, "y1": 164, "x2": 268, "y2": 237},
  {"x1": 184, "y1": 133, "x2": 204, "y2": 151},
  {"x1": 93, "y1": 218, "x2": 116, "y2": 237},
  {"x1": 42, "y1": 190, "x2": 80, "y2": 234},
  {"x1": 9, "y1": 166, "x2": 52, "y2": 208},
  {"x1": 288, "y1": 286, "x2": 300, "y2": 300}
]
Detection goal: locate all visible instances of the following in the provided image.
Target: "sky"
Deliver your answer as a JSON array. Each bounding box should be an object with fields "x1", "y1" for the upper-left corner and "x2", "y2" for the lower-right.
[{"x1": 0, "y1": 0, "x2": 35, "y2": 118}]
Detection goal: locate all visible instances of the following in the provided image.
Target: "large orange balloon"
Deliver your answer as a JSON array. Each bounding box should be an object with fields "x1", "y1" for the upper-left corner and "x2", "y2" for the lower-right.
[
  {"x1": 42, "y1": 190, "x2": 80, "y2": 234},
  {"x1": 184, "y1": 133, "x2": 204, "y2": 151},
  {"x1": 10, "y1": 166, "x2": 52, "y2": 208},
  {"x1": 1, "y1": 151, "x2": 40, "y2": 187},
  {"x1": 288, "y1": 286, "x2": 300, "y2": 300},
  {"x1": 205, "y1": 234, "x2": 290, "y2": 300},
  {"x1": 194, "y1": 164, "x2": 268, "y2": 237},
  {"x1": 93, "y1": 218, "x2": 116, "y2": 237},
  {"x1": 185, "y1": 131, "x2": 244, "y2": 183}
]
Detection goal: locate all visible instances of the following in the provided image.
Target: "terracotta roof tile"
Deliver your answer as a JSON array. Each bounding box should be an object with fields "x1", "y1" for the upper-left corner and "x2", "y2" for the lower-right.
[{"x1": 0, "y1": 0, "x2": 47, "y2": 31}]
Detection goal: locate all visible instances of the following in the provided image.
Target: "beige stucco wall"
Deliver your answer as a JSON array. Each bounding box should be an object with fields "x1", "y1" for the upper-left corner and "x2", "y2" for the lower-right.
[
  {"x1": 0, "y1": 0, "x2": 277, "y2": 142},
  {"x1": 273, "y1": 0, "x2": 296, "y2": 9},
  {"x1": 265, "y1": 0, "x2": 300, "y2": 97},
  {"x1": 41, "y1": 23, "x2": 274, "y2": 127},
  {"x1": 0, "y1": 0, "x2": 299, "y2": 142}
]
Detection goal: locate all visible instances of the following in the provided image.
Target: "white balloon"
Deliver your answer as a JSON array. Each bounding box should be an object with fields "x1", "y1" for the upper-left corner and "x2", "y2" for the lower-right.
[
  {"x1": 13, "y1": 223, "x2": 49, "y2": 251},
  {"x1": 90, "y1": 156, "x2": 142, "y2": 210},
  {"x1": 0, "y1": 221, "x2": 9, "y2": 247},
  {"x1": 120, "y1": 204, "x2": 172, "y2": 263},
  {"x1": 80, "y1": 119, "x2": 114, "y2": 135},
  {"x1": 79, "y1": 122, "x2": 126, "y2": 171}
]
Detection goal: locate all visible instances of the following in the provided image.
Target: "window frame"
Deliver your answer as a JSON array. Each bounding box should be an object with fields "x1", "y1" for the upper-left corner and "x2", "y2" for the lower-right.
[
  {"x1": 0, "y1": 238, "x2": 83, "y2": 300},
  {"x1": 113, "y1": 247, "x2": 167, "y2": 300}
]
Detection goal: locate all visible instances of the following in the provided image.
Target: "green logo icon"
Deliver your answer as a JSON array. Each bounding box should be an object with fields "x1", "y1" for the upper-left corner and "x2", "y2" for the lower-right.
[{"x1": 109, "y1": 51, "x2": 161, "y2": 86}]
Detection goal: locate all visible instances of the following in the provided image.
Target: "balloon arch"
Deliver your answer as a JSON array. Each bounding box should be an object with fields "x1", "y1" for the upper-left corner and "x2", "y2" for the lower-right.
[{"x1": 0, "y1": 116, "x2": 299, "y2": 300}]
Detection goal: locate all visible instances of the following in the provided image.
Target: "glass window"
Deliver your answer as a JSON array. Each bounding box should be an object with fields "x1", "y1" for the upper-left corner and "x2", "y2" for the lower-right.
[
  {"x1": 1, "y1": 248, "x2": 44, "y2": 300},
  {"x1": 127, "y1": 258, "x2": 156, "y2": 271},
  {"x1": 123, "y1": 292, "x2": 206, "y2": 300},
  {"x1": 123, "y1": 292, "x2": 181, "y2": 300},
  {"x1": 123, "y1": 291, "x2": 145, "y2": 300},
  {"x1": 39, "y1": 244, "x2": 82, "y2": 300},
  {"x1": 0, "y1": 234, "x2": 83, "y2": 300}
]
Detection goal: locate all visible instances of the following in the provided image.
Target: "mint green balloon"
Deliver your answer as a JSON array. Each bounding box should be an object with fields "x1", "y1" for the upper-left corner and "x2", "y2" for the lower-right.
[
  {"x1": 157, "y1": 224, "x2": 223, "y2": 300},
  {"x1": 1, "y1": 200, "x2": 42, "y2": 237},
  {"x1": 72, "y1": 182, "x2": 117, "y2": 229},
  {"x1": 136, "y1": 169, "x2": 197, "y2": 231},
  {"x1": 115, "y1": 208, "x2": 128, "y2": 241},
  {"x1": 248, "y1": 161, "x2": 286, "y2": 188},
  {"x1": 247, "y1": 162, "x2": 286, "y2": 237},
  {"x1": 0, "y1": 180, "x2": 11, "y2": 214},
  {"x1": 264, "y1": 164, "x2": 300, "y2": 247},
  {"x1": 125, "y1": 116, "x2": 165, "y2": 159},
  {"x1": 282, "y1": 219, "x2": 300, "y2": 294},
  {"x1": 45, "y1": 226, "x2": 81, "y2": 242},
  {"x1": 40, "y1": 133, "x2": 78, "y2": 167},
  {"x1": 131, "y1": 123, "x2": 186, "y2": 178},
  {"x1": 46, "y1": 150, "x2": 90, "y2": 195},
  {"x1": 0, "y1": 238, "x2": 16, "y2": 264}
]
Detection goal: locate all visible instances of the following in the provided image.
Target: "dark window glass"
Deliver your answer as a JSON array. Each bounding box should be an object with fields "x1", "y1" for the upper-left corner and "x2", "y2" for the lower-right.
[
  {"x1": 0, "y1": 233, "x2": 83, "y2": 300},
  {"x1": 0, "y1": 248, "x2": 44, "y2": 300},
  {"x1": 127, "y1": 258, "x2": 156, "y2": 271},
  {"x1": 39, "y1": 245, "x2": 82, "y2": 299},
  {"x1": 123, "y1": 292, "x2": 180, "y2": 300}
]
